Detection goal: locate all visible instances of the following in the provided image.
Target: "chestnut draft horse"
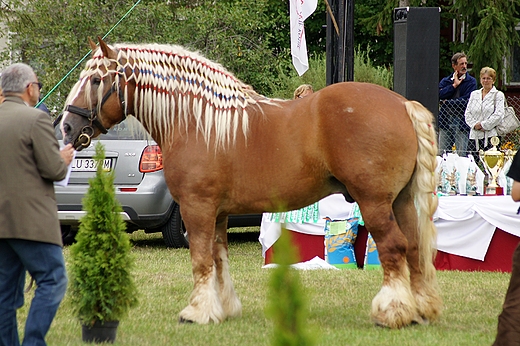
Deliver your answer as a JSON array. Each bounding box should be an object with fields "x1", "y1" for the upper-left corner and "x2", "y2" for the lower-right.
[{"x1": 60, "y1": 38, "x2": 442, "y2": 328}]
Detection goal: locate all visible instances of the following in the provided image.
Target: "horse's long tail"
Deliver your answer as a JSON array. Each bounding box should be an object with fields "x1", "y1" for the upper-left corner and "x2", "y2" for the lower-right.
[{"x1": 405, "y1": 101, "x2": 439, "y2": 284}]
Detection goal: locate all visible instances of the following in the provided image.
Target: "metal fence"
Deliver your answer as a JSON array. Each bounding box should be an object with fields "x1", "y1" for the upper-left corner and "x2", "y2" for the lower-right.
[{"x1": 437, "y1": 95, "x2": 520, "y2": 156}]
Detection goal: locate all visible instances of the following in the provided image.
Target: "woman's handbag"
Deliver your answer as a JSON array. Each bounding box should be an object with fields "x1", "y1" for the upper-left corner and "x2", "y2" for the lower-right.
[{"x1": 496, "y1": 96, "x2": 520, "y2": 136}]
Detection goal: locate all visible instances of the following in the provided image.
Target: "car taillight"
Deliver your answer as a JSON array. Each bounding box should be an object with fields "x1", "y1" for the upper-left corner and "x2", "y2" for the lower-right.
[
  {"x1": 119, "y1": 187, "x2": 138, "y2": 192},
  {"x1": 139, "y1": 145, "x2": 163, "y2": 173}
]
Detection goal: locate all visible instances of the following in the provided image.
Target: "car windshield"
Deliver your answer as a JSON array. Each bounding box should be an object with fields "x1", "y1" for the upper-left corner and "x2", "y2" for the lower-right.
[{"x1": 54, "y1": 117, "x2": 149, "y2": 140}]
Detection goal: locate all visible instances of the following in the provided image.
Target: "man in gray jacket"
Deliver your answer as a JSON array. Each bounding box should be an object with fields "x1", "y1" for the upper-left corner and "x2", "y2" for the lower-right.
[{"x1": 0, "y1": 63, "x2": 74, "y2": 346}]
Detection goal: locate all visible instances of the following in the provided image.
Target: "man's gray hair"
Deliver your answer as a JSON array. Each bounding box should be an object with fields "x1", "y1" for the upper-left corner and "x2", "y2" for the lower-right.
[
  {"x1": 0, "y1": 63, "x2": 36, "y2": 94},
  {"x1": 451, "y1": 52, "x2": 467, "y2": 66}
]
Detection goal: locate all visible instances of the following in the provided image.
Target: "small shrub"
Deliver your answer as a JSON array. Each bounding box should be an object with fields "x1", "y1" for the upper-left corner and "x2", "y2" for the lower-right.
[
  {"x1": 68, "y1": 142, "x2": 138, "y2": 326},
  {"x1": 268, "y1": 53, "x2": 327, "y2": 99},
  {"x1": 354, "y1": 44, "x2": 393, "y2": 89}
]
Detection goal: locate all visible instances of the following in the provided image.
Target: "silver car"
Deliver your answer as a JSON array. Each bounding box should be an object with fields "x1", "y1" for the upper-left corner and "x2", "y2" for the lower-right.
[{"x1": 54, "y1": 117, "x2": 260, "y2": 247}]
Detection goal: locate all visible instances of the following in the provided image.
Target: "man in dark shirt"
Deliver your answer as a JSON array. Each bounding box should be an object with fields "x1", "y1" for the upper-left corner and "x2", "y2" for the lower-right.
[{"x1": 438, "y1": 52, "x2": 477, "y2": 155}]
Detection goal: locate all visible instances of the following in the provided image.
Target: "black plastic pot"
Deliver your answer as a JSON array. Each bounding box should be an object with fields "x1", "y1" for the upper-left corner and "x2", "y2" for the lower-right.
[{"x1": 82, "y1": 320, "x2": 119, "y2": 343}]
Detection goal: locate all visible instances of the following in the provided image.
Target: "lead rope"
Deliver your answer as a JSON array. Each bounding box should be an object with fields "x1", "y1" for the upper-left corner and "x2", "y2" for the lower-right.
[{"x1": 36, "y1": 0, "x2": 143, "y2": 110}]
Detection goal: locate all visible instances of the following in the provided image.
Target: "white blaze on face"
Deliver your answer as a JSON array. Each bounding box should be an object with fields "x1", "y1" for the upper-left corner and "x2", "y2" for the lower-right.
[
  {"x1": 60, "y1": 112, "x2": 70, "y2": 140},
  {"x1": 60, "y1": 78, "x2": 90, "y2": 139}
]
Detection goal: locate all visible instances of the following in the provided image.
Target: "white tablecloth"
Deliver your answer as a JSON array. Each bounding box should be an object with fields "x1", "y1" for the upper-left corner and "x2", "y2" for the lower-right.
[{"x1": 259, "y1": 194, "x2": 520, "y2": 261}]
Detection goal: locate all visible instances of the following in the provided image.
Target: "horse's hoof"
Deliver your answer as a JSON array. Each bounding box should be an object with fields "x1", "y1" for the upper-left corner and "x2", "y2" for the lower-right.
[
  {"x1": 374, "y1": 314, "x2": 428, "y2": 328},
  {"x1": 412, "y1": 316, "x2": 429, "y2": 326},
  {"x1": 179, "y1": 317, "x2": 194, "y2": 324},
  {"x1": 374, "y1": 321, "x2": 388, "y2": 328}
]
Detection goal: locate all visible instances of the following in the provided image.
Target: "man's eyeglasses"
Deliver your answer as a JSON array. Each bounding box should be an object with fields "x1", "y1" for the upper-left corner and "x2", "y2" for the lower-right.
[{"x1": 28, "y1": 82, "x2": 43, "y2": 91}]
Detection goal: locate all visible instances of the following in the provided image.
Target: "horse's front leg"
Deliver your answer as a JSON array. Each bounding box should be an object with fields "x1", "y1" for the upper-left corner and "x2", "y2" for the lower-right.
[
  {"x1": 178, "y1": 208, "x2": 225, "y2": 324},
  {"x1": 213, "y1": 216, "x2": 242, "y2": 319}
]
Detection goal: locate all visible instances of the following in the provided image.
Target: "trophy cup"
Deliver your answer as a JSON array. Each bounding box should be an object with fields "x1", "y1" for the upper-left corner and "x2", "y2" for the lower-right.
[{"x1": 479, "y1": 136, "x2": 506, "y2": 195}]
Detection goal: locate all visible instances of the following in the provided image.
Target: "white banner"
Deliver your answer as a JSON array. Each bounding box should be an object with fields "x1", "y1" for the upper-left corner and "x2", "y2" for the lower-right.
[{"x1": 290, "y1": 0, "x2": 318, "y2": 76}]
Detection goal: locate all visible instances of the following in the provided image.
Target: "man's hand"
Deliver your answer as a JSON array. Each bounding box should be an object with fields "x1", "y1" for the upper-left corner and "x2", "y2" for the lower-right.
[
  {"x1": 453, "y1": 72, "x2": 461, "y2": 88},
  {"x1": 60, "y1": 143, "x2": 75, "y2": 165}
]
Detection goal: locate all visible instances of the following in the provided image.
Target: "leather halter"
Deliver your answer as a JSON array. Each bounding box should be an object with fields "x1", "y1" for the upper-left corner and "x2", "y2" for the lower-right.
[
  {"x1": 66, "y1": 71, "x2": 127, "y2": 134},
  {"x1": 63, "y1": 67, "x2": 128, "y2": 149},
  {"x1": 64, "y1": 104, "x2": 109, "y2": 135}
]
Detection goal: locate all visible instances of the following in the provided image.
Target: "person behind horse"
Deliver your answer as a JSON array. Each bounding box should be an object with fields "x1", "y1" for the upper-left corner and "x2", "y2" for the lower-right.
[
  {"x1": 438, "y1": 52, "x2": 477, "y2": 155},
  {"x1": 0, "y1": 63, "x2": 75, "y2": 346},
  {"x1": 293, "y1": 84, "x2": 313, "y2": 99},
  {"x1": 464, "y1": 67, "x2": 504, "y2": 151},
  {"x1": 37, "y1": 100, "x2": 51, "y2": 114},
  {"x1": 494, "y1": 150, "x2": 520, "y2": 345}
]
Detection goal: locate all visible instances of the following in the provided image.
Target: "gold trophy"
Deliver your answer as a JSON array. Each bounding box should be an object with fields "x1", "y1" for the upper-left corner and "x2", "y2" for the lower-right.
[{"x1": 479, "y1": 136, "x2": 506, "y2": 195}]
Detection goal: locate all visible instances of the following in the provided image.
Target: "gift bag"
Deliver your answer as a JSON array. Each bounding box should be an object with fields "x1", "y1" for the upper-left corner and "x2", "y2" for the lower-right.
[
  {"x1": 439, "y1": 153, "x2": 460, "y2": 195},
  {"x1": 364, "y1": 232, "x2": 381, "y2": 270},
  {"x1": 324, "y1": 212, "x2": 359, "y2": 269},
  {"x1": 463, "y1": 154, "x2": 484, "y2": 195}
]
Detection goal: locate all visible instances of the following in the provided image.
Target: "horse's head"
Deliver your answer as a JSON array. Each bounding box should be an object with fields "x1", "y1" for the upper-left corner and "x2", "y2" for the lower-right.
[{"x1": 61, "y1": 37, "x2": 131, "y2": 150}]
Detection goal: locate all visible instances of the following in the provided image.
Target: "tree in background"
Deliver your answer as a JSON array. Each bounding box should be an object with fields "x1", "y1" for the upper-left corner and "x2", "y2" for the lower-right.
[
  {"x1": 0, "y1": 0, "x2": 290, "y2": 111},
  {"x1": 1, "y1": 0, "x2": 180, "y2": 112},
  {"x1": 450, "y1": 0, "x2": 520, "y2": 85},
  {"x1": 358, "y1": 0, "x2": 520, "y2": 83},
  {"x1": 0, "y1": 0, "x2": 355, "y2": 112},
  {"x1": 2, "y1": 0, "x2": 520, "y2": 111}
]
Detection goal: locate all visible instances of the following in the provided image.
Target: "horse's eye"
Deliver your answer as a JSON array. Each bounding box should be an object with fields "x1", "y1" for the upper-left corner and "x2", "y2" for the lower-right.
[{"x1": 92, "y1": 78, "x2": 101, "y2": 86}]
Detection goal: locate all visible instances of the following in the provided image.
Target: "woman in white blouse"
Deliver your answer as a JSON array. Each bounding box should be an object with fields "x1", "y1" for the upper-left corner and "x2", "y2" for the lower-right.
[{"x1": 464, "y1": 67, "x2": 504, "y2": 151}]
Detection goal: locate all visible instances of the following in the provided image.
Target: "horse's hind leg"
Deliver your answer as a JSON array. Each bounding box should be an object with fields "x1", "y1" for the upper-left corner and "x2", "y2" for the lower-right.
[
  {"x1": 213, "y1": 217, "x2": 242, "y2": 319},
  {"x1": 178, "y1": 208, "x2": 225, "y2": 324},
  {"x1": 393, "y1": 185, "x2": 442, "y2": 323},
  {"x1": 360, "y1": 202, "x2": 421, "y2": 329}
]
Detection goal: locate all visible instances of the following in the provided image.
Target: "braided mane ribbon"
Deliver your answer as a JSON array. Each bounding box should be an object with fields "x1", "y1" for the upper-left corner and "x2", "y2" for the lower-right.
[{"x1": 73, "y1": 43, "x2": 270, "y2": 149}]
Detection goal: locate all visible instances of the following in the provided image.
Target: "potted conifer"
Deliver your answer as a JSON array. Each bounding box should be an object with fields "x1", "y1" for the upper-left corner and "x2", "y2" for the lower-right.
[{"x1": 69, "y1": 142, "x2": 138, "y2": 343}]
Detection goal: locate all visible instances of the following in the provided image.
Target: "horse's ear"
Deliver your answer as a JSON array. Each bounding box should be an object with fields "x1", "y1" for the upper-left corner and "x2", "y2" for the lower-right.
[
  {"x1": 97, "y1": 36, "x2": 117, "y2": 59},
  {"x1": 88, "y1": 37, "x2": 97, "y2": 52}
]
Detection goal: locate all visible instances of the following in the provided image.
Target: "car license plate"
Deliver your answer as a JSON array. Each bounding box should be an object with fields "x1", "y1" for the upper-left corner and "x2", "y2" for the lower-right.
[{"x1": 71, "y1": 158, "x2": 113, "y2": 172}]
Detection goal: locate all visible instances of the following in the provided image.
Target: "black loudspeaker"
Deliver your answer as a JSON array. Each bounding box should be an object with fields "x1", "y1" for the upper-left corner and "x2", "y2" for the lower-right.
[{"x1": 394, "y1": 7, "x2": 440, "y2": 119}]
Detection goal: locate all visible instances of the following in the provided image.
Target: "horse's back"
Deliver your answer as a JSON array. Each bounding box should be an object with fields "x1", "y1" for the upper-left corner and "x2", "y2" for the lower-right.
[{"x1": 315, "y1": 82, "x2": 411, "y2": 127}]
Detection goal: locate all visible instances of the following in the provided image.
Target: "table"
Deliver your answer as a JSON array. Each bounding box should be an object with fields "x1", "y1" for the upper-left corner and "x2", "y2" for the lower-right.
[{"x1": 260, "y1": 194, "x2": 520, "y2": 272}]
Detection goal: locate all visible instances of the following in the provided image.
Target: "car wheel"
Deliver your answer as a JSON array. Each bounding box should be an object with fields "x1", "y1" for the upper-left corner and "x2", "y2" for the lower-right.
[{"x1": 161, "y1": 203, "x2": 189, "y2": 248}]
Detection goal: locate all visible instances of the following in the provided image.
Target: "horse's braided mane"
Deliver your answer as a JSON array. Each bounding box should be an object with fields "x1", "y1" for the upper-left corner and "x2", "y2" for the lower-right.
[{"x1": 69, "y1": 42, "x2": 272, "y2": 148}]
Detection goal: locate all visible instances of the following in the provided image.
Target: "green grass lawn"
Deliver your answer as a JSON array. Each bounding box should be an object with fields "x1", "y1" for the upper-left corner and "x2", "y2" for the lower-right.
[{"x1": 17, "y1": 228, "x2": 510, "y2": 345}]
